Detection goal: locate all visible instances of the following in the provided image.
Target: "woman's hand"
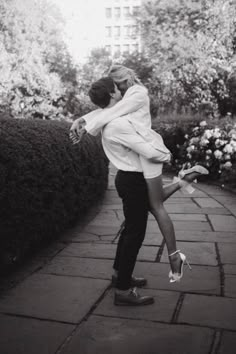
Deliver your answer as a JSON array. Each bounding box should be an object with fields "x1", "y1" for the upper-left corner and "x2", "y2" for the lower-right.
[{"x1": 69, "y1": 117, "x2": 86, "y2": 144}]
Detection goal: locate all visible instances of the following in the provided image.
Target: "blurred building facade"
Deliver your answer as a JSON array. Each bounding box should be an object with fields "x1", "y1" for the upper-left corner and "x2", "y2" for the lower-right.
[{"x1": 103, "y1": 0, "x2": 142, "y2": 57}]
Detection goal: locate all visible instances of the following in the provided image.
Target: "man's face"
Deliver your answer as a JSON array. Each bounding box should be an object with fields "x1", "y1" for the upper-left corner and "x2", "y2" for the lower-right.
[
  {"x1": 112, "y1": 84, "x2": 122, "y2": 102},
  {"x1": 115, "y1": 80, "x2": 129, "y2": 96}
]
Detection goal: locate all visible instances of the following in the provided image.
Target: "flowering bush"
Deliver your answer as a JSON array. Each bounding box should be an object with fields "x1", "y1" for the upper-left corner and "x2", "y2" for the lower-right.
[{"x1": 177, "y1": 120, "x2": 236, "y2": 181}]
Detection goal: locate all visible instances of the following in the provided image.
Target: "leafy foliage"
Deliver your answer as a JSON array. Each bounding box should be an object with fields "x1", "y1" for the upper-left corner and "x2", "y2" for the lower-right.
[
  {"x1": 135, "y1": 0, "x2": 236, "y2": 116},
  {"x1": 0, "y1": 0, "x2": 78, "y2": 120}
]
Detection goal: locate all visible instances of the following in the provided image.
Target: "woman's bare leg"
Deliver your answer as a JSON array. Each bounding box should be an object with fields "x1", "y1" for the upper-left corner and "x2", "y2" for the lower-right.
[{"x1": 146, "y1": 175, "x2": 181, "y2": 273}]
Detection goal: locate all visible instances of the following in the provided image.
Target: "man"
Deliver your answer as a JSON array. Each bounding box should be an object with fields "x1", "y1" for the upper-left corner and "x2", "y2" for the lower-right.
[{"x1": 70, "y1": 75, "x2": 204, "y2": 305}]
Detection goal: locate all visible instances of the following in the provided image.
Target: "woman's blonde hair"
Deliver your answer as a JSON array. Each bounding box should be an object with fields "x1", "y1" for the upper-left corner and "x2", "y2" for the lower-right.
[{"x1": 108, "y1": 64, "x2": 142, "y2": 87}]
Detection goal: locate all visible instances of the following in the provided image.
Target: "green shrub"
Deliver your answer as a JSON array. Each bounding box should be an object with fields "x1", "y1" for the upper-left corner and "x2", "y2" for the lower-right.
[{"x1": 0, "y1": 116, "x2": 109, "y2": 270}]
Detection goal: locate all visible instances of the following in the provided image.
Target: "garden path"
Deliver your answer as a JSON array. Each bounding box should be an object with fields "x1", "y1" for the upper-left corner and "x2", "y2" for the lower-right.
[{"x1": 0, "y1": 165, "x2": 236, "y2": 354}]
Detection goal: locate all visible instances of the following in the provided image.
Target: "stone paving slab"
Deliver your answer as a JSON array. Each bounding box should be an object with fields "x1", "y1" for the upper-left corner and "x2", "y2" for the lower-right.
[
  {"x1": 164, "y1": 197, "x2": 200, "y2": 204},
  {"x1": 174, "y1": 231, "x2": 236, "y2": 243},
  {"x1": 86, "y1": 218, "x2": 121, "y2": 227},
  {"x1": 225, "y1": 275, "x2": 236, "y2": 298},
  {"x1": 179, "y1": 294, "x2": 236, "y2": 330},
  {"x1": 169, "y1": 213, "x2": 207, "y2": 221},
  {"x1": 214, "y1": 195, "x2": 236, "y2": 206},
  {"x1": 59, "y1": 243, "x2": 158, "y2": 262},
  {"x1": 136, "y1": 245, "x2": 159, "y2": 261},
  {"x1": 173, "y1": 220, "x2": 212, "y2": 231},
  {"x1": 164, "y1": 203, "x2": 202, "y2": 214},
  {"x1": 196, "y1": 184, "x2": 231, "y2": 196},
  {"x1": 218, "y1": 331, "x2": 236, "y2": 354},
  {"x1": 142, "y1": 232, "x2": 164, "y2": 246},
  {"x1": 0, "y1": 273, "x2": 109, "y2": 323},
  {"x1": 40, "y1": 256, "x2": 113, "y2": 280},
  {"x1": 161, "y1": 242, "x2": 218, "y2": 266},
  {"x1": 62, "y1": 232, "x2": 101, "y2": 243},
  {"x1": 103, "y1": 196, "x2": 121, "y2": 205},
  {"x1": 194, "y1": 198, "x2": 225, "y2": 208},
  {"x1": 94, "y1": 288, "x2": 179, "y2": 322},
  {"x1": 100, "y1": 235, "x2": 117, "y2": 242},
  {"x1": 208, "y1": 214, "x2": 236, "y2": 232},
  {"x1": 218, "y1": 243, "x2": 236, "y2": 264},
  {"x1": 134, "y1": 262, "x2": 220, "y2": 295},
  {"x1": 0, "y1": 314, "x2": 74, "y2": 354},
  {"x1": 65, "y1": 232, "x2": 116, "y2": 244},
  {"x1": 224, "y1": 264, "x2": 236, "y2": 274},
  {"x1": 194, "y1": 197, "x2": 223, "y2": 208},
  {"x1": 167, "y1": 190, "x2": 207, "y2": 198},
  {"x1": 59, "y1": 243, "x2": 117, "y2": 259},
  {"x1": 81, "y1": 225, "x2": 120, "y2": 236},
  {"x1": 199, "y1": 207, "x2": 231, "y2": 215},
  {"x1": 60, "y1": 315, "x2": 213, "y2": 354},
  {"x1": 146, "y1": 220, "x2": 211, "y2": 233}
]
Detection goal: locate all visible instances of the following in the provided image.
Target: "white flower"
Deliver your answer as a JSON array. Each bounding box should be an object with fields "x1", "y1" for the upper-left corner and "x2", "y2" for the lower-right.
[
  {"x1": 206, "y1": 149, "x2": 212, "y2": 154},
  {"x1": 187, "y1": 153, "x2": 192, "y2": 158},
  {"x1": 212, "y1": 128, "x2": 221, "y2": 139},
  {"x1": 184, "y1": 134, "x2": 189, "y2": 139},
  {"x1": 200, "y1": 138, "x2": 209, "y2": 146},
  {"x1": 193, "y1": 127, "x2": 199, "y2": 132},
  {"x1": 190, "y1": 137, "x2": 200, "y2": 144},
  {"x1": 223, "y1": 144, "x2": 233, "y2": 154},
  {"x1": 203, "y1": 129, "x2": 212, "y2": 139},
  {"x1": 230, "y1": 140, "x2": 236, "y2": 152},
  {"x1": 214, "y1": 150, "x2": 223, "y2": 159},
  {"x1": 229, "y1": 129, "x2": 236, "y2": 140},
  {"x1": 215, "y1": 139, "x2": 227, "y2": 148},
  {"x1": 205, "y1": 155, "x2": 211, "y2": 160},
  {"x1": 187, "y1": 145, "x2": 195, "y2": 153},
  {"x1": 223, "y1": 161, "x2": 232, "y2": 169},
  {"x1": 200, "y1": 120, "x2": 207, "y2": 127},
  {"x1": 224, "y1": 154, "x2": 231, "y2": 161}
]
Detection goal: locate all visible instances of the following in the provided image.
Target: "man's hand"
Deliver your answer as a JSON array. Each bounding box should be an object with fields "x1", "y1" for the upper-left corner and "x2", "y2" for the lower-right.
[{"x1": 69, "y1": 117, "x2": 86, "y2": 144}]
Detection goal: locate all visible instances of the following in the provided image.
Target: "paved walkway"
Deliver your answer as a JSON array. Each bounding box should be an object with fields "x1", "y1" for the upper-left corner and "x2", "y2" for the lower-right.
[{"x1": 0, "y1": 167, "x2": 236, "y2": 354}]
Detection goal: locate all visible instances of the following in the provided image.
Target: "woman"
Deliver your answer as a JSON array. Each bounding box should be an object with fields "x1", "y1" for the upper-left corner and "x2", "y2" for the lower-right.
[{"x1": 70, "y1": 65, "x2": 208, "y2": 282}]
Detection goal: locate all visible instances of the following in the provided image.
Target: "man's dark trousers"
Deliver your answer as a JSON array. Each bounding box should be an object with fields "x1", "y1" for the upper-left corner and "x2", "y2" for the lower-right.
[{"x1": 114, "y1": 170, "x2": 149, "y2": 290}]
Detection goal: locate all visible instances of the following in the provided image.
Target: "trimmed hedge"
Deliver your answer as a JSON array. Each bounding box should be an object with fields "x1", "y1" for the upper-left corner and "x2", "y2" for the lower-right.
[{"x1": 0, "y1": 116, "x2": 109, "y2": 269}]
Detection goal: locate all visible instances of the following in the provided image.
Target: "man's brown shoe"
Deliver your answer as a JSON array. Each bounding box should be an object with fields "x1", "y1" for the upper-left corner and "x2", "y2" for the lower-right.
[
  {"x1": 112, "y1": 275, "x2": 147, "y2": 288},
  {"x1": 114, "y1": 287, "x2": 154, "y2": 306}
]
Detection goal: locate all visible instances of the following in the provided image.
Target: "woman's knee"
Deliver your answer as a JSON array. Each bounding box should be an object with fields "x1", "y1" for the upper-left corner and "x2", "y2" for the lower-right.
[{"x1": 149, "y1": 201, "x2": 165, "y2": 218}]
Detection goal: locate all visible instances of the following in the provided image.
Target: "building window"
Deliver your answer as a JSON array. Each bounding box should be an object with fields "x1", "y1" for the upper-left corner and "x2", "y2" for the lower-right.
[
  {"x1": 131, "y1": 25, "x2": 138, "y2": 37},
  {"x1": 105, "y1": 26, "x2": 112, "y2": 37},
  {"x1": 114, "y1": 45, "x2": 121, "y2": 55},
  {"x1": 124, "y1": 25, "x2": 130, "y2": 37},
  {"x1": 133, "y1": 6, "x2": 140, "y2": 16},
  {"x1": 123, "y1": 7, "x2": 130, "y2": 18},
  {"x1": 132, "y1": 44, "x2": 139, "y2": 53},
  {"x1": 105, "y1": 8, "x2": 112, "y2": 18},
  {"x1": 105, "y1": 45, "x2": 112, "y2": 54},
  {"x1": 114, "y1": 26, "x2": 121, "y2": 37},
  {"x1": 114, "y1": 7, "x2": 121, "y2": 18},
  {"x1": 123, "y1": 44, "x2": 130, "y2": 53}
]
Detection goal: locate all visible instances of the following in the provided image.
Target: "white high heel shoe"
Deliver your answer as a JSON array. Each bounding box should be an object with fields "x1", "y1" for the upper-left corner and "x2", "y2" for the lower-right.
[
  {"x1": 168, "y1": 250, "x2": 192, "y2": 283},
  {"x1": 178, "y1": 165, "x2": 209, "y2": 179},
  {"x1": 174, "y1": 165, "x2": 209, "y2": 194}
]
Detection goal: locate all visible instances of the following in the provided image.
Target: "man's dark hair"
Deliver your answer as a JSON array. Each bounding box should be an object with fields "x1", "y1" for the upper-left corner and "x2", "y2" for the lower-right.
[{"x1": 88, "y1": 77, "x2": 115, "y2": 108}]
